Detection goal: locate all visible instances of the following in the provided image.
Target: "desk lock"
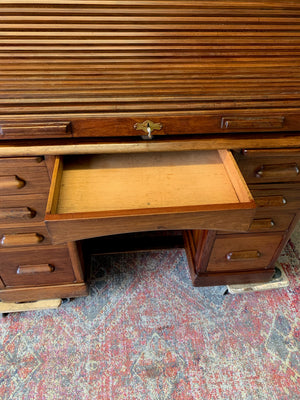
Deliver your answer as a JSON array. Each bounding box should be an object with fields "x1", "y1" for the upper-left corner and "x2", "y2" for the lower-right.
[{"x1": 134, "y1": 120, "x2": 163, "y2": 139}]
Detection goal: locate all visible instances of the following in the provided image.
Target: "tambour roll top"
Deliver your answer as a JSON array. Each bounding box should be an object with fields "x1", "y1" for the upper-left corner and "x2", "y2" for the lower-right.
[{"x1": 0, "y1": 0, "x2": 300, "y2": 138}]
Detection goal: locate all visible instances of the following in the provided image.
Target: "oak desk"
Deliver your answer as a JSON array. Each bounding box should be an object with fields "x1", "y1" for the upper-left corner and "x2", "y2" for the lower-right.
[{"x1": 0, "y1": 0, "x2": 300, "y2": 302}]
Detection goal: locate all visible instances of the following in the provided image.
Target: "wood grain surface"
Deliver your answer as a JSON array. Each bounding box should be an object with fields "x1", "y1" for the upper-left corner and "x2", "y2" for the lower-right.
[{"x1": 0, "y1": 0, "x2": 299, "y2": 138}]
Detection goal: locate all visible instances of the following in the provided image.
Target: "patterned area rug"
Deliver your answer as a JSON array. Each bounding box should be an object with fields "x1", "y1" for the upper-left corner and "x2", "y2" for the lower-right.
[{"x1": 0, "y1": 230, "x2": 299, "y2": 400}]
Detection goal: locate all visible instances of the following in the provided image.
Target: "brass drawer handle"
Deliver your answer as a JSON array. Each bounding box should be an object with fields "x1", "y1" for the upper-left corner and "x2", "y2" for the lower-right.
[
  {"x1": 249, "y1": 218, "x2": 275, "y2": 231},
  {"x1": 226, "y1": 250, "x2": 261, "y2": 261},
  {"x1": 0, "y1": 233, "x2": 44, "y2": 247},
  {"x1": 255, "y1": 196, "x2": 287, "y2": 207},
  {"x1": 17, "y1": 264, "x2": 54, "y2": 274},
  {"x1": 0, "y1": 207, "x2": 36, "y2": 220},
  {"x1": 0, "y1": 175, "x2": 25, "y2": 190},
  {"x1": 255, "y1": 163, "x2": 299, "y2": 179}
]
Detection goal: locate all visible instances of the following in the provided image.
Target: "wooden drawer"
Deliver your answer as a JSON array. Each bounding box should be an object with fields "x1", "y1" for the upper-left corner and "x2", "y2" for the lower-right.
[
  {"x1": 0, "y1": 157, "x2": 50, "y2": 195},
  {"x1": 0, "y1": 122, "x2": 72, "y2": 140},
  {"x1": 0, "y1": 194, "x2": 47, "y2": 225},
  {"x1": 69, "y1": 114, "x2": 298, "y2": 138},
  {"x1": 0, "y1": 245, "x2": 75, "y2": 287},
  {"x1": 45, "y1": 150, "x2": 255, "y2": 243},
  {"x1": 250, "y1": 183, "x2": 300, "y2": 211},
  {"x1": 2, "y1": 114, "x2": 299, "y2": 141},
  {"x1": 206, "y1": 233, "x2": 284, "y2": 272},
  {"x1": 0, "y1": 225, "x2": 51, "y2": 248},
  {"x1": 218, "y1": 211, "x2": 295, "y2": 234},
  {"x1": 236, "y1": 149, "x2": 300, "y2": 184}
]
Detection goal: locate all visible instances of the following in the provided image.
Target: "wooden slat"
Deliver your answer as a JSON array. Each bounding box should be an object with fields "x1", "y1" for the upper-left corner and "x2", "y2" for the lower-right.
[{"x1": 0, "y1": 1, "x2": 299, "y2": 123}]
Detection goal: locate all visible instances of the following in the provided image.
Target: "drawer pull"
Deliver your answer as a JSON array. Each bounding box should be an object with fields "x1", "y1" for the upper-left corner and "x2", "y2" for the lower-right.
[
  {"x1": 17, "y1": 264, "x2": 54, "y2": 274},
  {"x1": 0, "y1": 175, "x2": 25, "y2": 190},
  {"x1": 255, "y1": 196, "x2": 287, "y2": 207},
  {"x1": 255, "y1": 163, "x2": 299, "y2": 179},
  {"x1": 0, "y1": 122, "x2": 72, "y2": 139},
  {"x1": 0, "y1": 233, "x2": 44, "y2": 247},
  {"x1": 226, "y1": 250, "x2": 261, "y2": 261},
  {"x1": 221, "y1": 116, "x2": 285, "y2": 130},
  {"x1": 0, "y1": 207, "x2": 36, "y2": 220},
  {"x1": 249, "y1": 218, "x2": 275, "y2": 231}
]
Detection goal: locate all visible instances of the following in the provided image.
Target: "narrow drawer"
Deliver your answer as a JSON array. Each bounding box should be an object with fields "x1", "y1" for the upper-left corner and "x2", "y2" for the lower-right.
[
  {"x1": 236, "y1": 149, "x2": 300, "y2": 184},
  {"x1": 45, "y1": 150, "x2": 255, "y2": 243},
  {"x1": 0, "y1": 158, "x2": 50, "y2": 195},
  {"x1": 0, "y1": 122, "x2": 72, "y2": 140},
  {"x1": 250, "y1": 183, "x2": 300, "y2": 211},
  {"x1": 0, "y1": 194, "x2": 47, "y2": 225},
  {"x1": 0, "y1": 157, "x2": 45, "y2": 169},
  {"x1": 206, "y1": 233, "x2": 284, "y2": 272},
  {"x1": 0, "y1": 225, "x2": 51, "y2": 248},
  {"x1": 0, "y1": 245, "x2": 75, "y2": 287},
  {"x1": 250, "y1": 211, "x2": 295, "y2": 232},
  {"x1": 67, "y1": 113, "x2": 297, "y2": 138},
  {"x1": 218, "y1": 212, "x2": 295, "y2": 234}
]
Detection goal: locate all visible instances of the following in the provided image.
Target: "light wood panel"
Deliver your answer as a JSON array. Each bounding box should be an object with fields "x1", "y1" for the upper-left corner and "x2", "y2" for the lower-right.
[{"x1": 57, "y1": 151, "x2": 239, "y2": 213}]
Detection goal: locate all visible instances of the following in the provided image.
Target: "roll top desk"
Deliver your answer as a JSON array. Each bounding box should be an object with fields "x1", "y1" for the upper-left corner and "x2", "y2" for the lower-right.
[{"x1": 1, "y1": 0, "x2": 300, "y2": 302}]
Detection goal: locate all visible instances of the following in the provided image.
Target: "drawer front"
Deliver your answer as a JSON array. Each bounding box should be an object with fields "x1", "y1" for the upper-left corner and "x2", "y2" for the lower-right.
[
  {"x1": 206, "y1": 233, "x2": 284, "y2": 272},
  {"x1": 71, "y1": 114, "x2": 298, "y2": 138},
  {"x1": 0, "y1": 245, "x2": 75, "y2": 287},
  {"x1": 236, "y1": 149, "x2": 300, "y2": 184},
  {"x1": 250, "y1": 183, "x2": 300, "y2": 211},
  {"x1": 0, "y1": 164, "x2": 50, "y2": 196},
  {"x1": 0, "y1": 122, "x2": 72, "y2": 140},
  {"x1": 0, "y1": 194, "x2": 47, "y2": 225},
  {"x1": 2, "y1": 114, "x2": 299, "y2": 141},
  {"x1": 219, "y1": 212, "x2": 295, "y2": 234},
  {"x1": 0, "y1": 157, "x2": 45, "y2": 169},
  {"x1": 0, "y1": 225, "x2": 51, "y2": 248},
  {"x1": 248, "y1": 212, "x2": 294, "y2": 233}
]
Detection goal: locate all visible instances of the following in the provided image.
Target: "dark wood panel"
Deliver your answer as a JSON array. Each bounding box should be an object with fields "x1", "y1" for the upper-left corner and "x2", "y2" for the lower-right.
[
  {"x1": 0, "y1": 161, "x2": 50, "y2": 195},
  {"x1": 0, "y1": 194, "x2": 47, "y2": 224},
  {"x1": 206, "y1": 233, "x2": 284, "y2": 272},
  {"x1": 0, "y1": 244, "x2": 75, "y2": 287}
]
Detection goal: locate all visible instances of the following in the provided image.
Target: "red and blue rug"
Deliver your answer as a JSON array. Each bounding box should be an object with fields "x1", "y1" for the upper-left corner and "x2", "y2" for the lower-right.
[{"x1": 0, "y1": 231, "x2": 299, "y2": 399}]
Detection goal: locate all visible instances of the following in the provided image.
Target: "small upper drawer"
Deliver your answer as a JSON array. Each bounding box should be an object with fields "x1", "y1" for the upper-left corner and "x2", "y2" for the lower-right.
[
  {"x1": 250, "y1": 183, "x2": 300, "y2": 211},
  {"x1": 0, "y1": 194, "x2": 47, "y2": 225},
  {"x1": 0, "y1": 157, "x2": 50, "y2": 195},
  {"x1": 0, "y1": 225, "x2": 51, "y2": 248},
  {"x1": 236, "y1": 149, "x2": 300, "y2": 184},
  {"x1": 0, "y1": 122, "x2": 72, "y2": 140},
  {"x1": 45, "y1": 150, "x2": 255, "y2": 244},
  {"x1": 0, "y1": 245, "x2": 75, "y2": 287},
  {"x1": 218, "y1": 211, "x2": 295, "y2": 234}
]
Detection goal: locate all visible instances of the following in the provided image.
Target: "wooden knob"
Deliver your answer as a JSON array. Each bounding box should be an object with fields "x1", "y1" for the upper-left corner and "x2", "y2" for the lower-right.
[
  {"x1": 17, "y1": 264, "x2": 54, "y2": 274},
  {"x1": 0, "y1": 233, "x2": 44, "y2": 247},
  {"x1": 0, "y1": 207, "x2": 36, "y2": 221},
  {"x1": 0, "y1": 175, "x2": 25, "y2": 191}
]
